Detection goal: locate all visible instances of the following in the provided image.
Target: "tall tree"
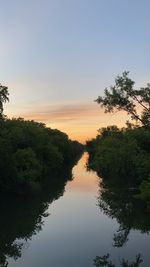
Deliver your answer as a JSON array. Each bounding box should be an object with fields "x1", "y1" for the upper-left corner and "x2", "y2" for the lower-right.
[{"x1": 96, "y1": 71, "x2": 150, "y2": 126}]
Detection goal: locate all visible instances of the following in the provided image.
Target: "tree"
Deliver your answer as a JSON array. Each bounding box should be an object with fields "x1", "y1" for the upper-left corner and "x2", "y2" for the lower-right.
[
  {"x1": 0, "y1": 84, "x2": 9, "y2": 117},
  {"x1": 95, "y1": 71, "x2": 150, "y2": 127}
]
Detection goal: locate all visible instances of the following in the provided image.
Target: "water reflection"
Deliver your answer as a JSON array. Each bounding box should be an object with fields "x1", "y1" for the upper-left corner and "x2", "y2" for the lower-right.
[
  {"x1": 97, "y1": 182, "x2": 150, "y2": 248},
  {"x1": 0, "y1": 165, "x2": 74, "y2": 267},
  {"x1": 1, "y1": 153, "x2": 150, "y2": 267},
  {"x1": 87, "y1": 160, "x2": 150, "y2": 266},
  {"x1": 93, "y1": 253, "x2": 143, "y2": 267},
  {"x1": 91, "y1": 182, "x2": 150, "y2": 266}
]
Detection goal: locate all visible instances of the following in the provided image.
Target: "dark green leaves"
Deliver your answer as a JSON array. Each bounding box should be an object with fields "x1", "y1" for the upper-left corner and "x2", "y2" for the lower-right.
[{"x1": 96, "y1": 72, "x2": 150, "y2": 126}]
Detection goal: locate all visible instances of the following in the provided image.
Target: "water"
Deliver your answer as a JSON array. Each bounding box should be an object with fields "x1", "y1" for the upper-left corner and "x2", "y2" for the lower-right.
[{"x1": 1, "y1": 153, "x2": 150, "y2": 266}]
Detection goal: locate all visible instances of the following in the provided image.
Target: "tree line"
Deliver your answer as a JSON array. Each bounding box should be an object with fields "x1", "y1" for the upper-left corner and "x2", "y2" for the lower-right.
[
  {"x1": 87, "y1": 72, "x2": 150, "y2": 206},
  {"x1": 0, "y1": 84, "x2": 84, "y2": 194}
]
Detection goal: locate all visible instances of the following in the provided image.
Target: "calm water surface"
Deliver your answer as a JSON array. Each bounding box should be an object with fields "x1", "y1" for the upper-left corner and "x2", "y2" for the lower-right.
[{"x1": 3, "y1": 153, "x2": 150, "y2": 266}]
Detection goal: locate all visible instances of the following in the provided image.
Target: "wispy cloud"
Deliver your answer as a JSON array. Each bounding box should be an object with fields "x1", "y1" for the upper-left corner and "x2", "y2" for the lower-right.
[
  {"x1": 7, "y1": 101, "x2": 103, "y2": 123},
  {"x1": 6, "y1": 100, "x2": 129, "y2": 143}
]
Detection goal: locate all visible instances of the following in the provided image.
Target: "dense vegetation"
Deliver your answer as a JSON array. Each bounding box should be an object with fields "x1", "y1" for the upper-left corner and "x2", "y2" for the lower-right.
[
  {"x1": 0, "y1": 84, "x2": 83, "y2": 194},
  {"x1": 0, "y1": 118, "x2": 83, "y2": 194},
  {"x1": 87, "y1": 72, "x2": 150, "y2": 206},
  {"x1": 0, "y1": 84, "x2": 85, "y2": 265},
  {"x1": 87, "y1": 126, "x2": 150, "y2": 185},
  {"x1": 86, "y1": 72, "x2": 150, "y2": 267}
]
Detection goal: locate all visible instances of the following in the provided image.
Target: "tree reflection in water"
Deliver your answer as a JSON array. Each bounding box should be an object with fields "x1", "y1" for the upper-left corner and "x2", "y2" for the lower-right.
[
  {"x1": 92, "y1": 178, "x2": 150, "y2": 267},
  {"x1": 0, "y1": 165, "x2": 74, "y2": 267},
  {"x1": 93, "y1": 253, "x2": 143, "y2": 267},
  {"x1": 97, "y1": 181, "x2": 150, "y2": 247}
]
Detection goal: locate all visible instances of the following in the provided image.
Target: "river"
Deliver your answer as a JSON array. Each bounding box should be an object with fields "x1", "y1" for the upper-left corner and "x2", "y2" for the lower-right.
[{"x1": 2, "y1": 153, "x2": 150, "y2": 266}]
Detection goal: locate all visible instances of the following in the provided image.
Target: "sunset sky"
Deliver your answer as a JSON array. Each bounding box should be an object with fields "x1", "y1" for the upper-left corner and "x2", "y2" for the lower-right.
[{"x1": 1, "y1": 0, "x2": 150, "y2": 143}]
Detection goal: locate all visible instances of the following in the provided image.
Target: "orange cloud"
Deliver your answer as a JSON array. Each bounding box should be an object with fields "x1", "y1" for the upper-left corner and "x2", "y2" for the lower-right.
[
  {"x1": 7, "y1": 102, "x2": 101, "y2": 121},
  {"x1": 6, "y1": 101, "x2": 130, "y2": 143}
]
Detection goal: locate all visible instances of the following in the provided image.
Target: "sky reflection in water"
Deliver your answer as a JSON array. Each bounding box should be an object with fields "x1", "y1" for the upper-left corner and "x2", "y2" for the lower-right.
[{"x1": 2, "y1": 153, "x2": 150, "y2": 267}]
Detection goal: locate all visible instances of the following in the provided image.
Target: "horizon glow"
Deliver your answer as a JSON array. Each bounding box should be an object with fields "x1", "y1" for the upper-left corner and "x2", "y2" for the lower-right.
[{"x1": 1, "y1": 0, "x2": 150, "y2": 142}]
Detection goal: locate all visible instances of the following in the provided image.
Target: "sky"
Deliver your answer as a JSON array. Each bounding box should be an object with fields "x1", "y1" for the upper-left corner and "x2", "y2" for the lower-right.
[{"x1": 1, "y1": 0, "x2": 150, "y2": 143}]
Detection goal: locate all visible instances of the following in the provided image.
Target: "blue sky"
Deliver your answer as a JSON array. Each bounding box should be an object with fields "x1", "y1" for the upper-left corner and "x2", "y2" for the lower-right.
[{"x1": 1, "y1": 0, "x2": 150, "y2": 141}]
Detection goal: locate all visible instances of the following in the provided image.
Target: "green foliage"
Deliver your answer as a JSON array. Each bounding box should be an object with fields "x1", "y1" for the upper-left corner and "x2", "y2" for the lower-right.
[
  {"x1": 0, "y1": 83, "x2": 83, "y2": 194},
  {"x1": 86, "y1": 125, "x2": 150, "y2": 208},
  {"x1": 87, "y1": 126, "x2": 150, "y2": 185},
  {"x1": 96, "y1": 71, "x2": 150, "y2": 126},
  {"x1": 13, "y1": 148, "x2": 40, "y2": 185},
  {"x1": 87, "y1": 73, "x2": 150, "y2": 266},
  {"x1": 87, "y1": 134, "x2": 150, "y2": 254},
  {"x1": 138, "y1": 179, "x2": 150, "y2": 202},
  {"x1": 0, "y1": 118, "x2": 83, "y2": 194}
]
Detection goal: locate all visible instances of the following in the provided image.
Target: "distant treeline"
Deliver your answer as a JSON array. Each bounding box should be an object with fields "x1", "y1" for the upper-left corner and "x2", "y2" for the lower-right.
[
  {"x1": 0, "y1": 117, "x2": 84, "y2": 194},
  {"x1": 86, "y1": 126, "x2": 150, "y2": 206}
]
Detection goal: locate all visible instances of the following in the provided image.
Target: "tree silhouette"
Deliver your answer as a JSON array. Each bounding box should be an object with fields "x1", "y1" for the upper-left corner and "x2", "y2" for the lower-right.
[{"x1": 96, "y1": 71, "x2": 150, "y2": 126}]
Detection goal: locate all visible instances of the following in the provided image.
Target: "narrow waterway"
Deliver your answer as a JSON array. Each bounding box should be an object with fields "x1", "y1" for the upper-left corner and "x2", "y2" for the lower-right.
[{"x1": 6, "y1": 153, "x2": 150, "y2": 266}]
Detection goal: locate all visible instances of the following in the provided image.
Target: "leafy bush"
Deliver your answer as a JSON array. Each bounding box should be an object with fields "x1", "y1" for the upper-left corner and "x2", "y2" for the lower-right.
[
  {"x1": 0, "y1": 118, "x2": 83, "y2": 194},
  {"x1": 86, "y1": 126, "x2": 150, "y2": 192}
]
